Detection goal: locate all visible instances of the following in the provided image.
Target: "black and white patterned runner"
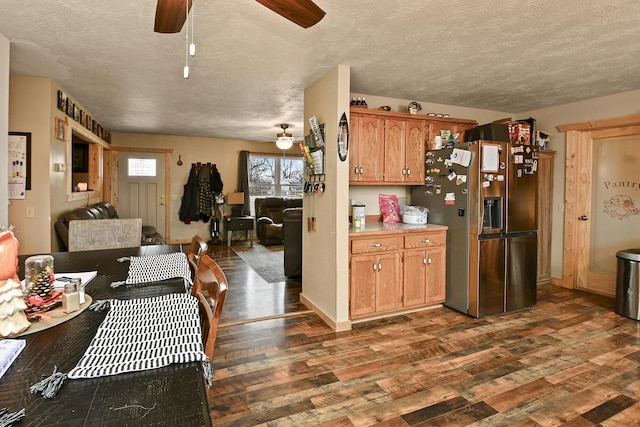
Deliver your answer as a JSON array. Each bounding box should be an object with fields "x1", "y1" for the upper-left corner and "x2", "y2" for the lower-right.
[
  {"x1": 68, "y1": 293, "x2": 207, "y2": 379},
  {"x1": 110, "y1": 252, "x2": 192, "y2": 290}
]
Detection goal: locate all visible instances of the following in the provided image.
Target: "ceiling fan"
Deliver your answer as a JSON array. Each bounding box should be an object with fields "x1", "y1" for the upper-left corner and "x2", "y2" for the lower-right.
[{"x1": 154, "y1": 0, "x2": 326, "y2": 33}]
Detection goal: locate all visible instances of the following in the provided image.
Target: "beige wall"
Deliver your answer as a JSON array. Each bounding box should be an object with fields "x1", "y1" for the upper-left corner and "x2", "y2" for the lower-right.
[
  {"x1": 0, "y1": 34, "x2": 8, "y2": 226},
  {"x1": 301, "y1": 65, "x2": 351, "y2": 330},
  {"x1": 10, "y1": 76, "x2": 126, "y2": 254},
  {"x1": 111, "y1": 133, "x2": 285, "y2": 243},
  {"x1": 8, "y1": 76, "x2": 56, "y2": 254},
  {"x1": 519, "y1": 89, "x2": 640, "y2": 282}
]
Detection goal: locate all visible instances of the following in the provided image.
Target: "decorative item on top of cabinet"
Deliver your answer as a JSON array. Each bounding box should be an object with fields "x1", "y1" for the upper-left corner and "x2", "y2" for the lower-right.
[{"x1": 349, "y1": 107, "x2": 477, "y2": 185}]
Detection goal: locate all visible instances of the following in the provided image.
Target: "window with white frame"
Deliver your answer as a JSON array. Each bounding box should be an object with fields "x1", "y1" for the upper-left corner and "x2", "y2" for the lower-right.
[
  {"x1": 248, "y1": 153, "x2": 304, "y2": 214},
  {"x1": 127, "y1": 158, "x2": 157, "y2": 177}
]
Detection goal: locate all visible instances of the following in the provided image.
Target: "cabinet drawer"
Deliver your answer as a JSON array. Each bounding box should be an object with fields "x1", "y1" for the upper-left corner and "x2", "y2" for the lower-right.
[
  {"x1": 404, "y1": 231, "x2": 446, "y2": 249},
  {"x1": 351, "y1": 236, "x2": 403, "y2": 254}
]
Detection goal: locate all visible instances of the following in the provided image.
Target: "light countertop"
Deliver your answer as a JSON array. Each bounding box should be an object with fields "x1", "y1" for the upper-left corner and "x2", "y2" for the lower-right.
[{"x1": 349, "y1": 222, "x2": 447, "y2": 236}]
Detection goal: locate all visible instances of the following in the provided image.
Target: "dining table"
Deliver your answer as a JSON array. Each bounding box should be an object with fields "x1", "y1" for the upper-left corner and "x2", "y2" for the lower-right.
[{"x1": 0, "y1": 244, "x2": 212, "y2": 427}]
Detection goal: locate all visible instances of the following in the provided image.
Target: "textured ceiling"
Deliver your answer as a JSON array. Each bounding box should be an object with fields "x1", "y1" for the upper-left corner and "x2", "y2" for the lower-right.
[{"x1": 1, "y1": 0, "x2": 640, "y2": 142}]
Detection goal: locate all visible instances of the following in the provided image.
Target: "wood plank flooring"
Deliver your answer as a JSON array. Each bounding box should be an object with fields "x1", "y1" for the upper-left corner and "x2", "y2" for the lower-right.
[
  {"x1": 203, "y1": 252, "x2": 640, "y2": 427},
  {"x1": 207, "y1": 243, "x2": 306, "y2": 326}
]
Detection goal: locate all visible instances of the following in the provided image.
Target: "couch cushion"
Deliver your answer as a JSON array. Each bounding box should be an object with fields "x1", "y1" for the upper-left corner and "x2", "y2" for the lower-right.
[{"x1": 64, "y1": 207, "x2": 97, "y2": 222}]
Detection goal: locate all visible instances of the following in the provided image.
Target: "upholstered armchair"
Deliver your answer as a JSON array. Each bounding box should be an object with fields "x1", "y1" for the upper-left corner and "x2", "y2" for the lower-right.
[{"x1": 254, "y1": 197, "x2": 302, "y2": 245}]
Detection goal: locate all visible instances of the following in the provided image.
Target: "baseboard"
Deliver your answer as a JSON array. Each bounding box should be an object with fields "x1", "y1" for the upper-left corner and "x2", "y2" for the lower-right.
[{"x1": 299, "y1": 293, "x2": 352, "y2": 332}]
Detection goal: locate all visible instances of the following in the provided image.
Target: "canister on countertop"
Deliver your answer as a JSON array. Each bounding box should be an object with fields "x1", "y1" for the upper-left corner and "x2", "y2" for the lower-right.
[{"x1": 352, "y1": 204, "x2": 365, "y2": 224}]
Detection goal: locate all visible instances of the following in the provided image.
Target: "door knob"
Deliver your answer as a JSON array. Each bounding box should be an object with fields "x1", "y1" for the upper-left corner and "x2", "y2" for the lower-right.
[
  {"x1": 160, "y1": 201, "x2": 165, "y2": 206},
  {"x1": 579, "y1": 215, "x2": 588, "y2": 220}
]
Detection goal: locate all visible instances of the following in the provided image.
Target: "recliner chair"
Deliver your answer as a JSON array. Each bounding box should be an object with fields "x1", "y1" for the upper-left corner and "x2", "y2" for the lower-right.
[{"x1": 254, "y1": 197, "x2": 302, "y2": 245}]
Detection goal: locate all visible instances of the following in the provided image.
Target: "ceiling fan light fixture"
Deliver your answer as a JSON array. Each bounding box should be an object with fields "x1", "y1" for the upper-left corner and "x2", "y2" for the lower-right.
[{"x1": 275, "y1": 124, "x2": 294, "y2": 150}]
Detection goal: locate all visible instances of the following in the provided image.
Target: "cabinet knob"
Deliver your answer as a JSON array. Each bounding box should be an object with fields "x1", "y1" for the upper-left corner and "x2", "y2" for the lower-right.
[
  {"x1": 427, "y1": 257, "x2": 432, "y2": 265},
  {"x1": 421, "y1": 239, "x2": 431, "y2": 243},
  {"x1": 378, "y1": 263, "x2": 382, "y2": 271},
  {"x1": 402, "y1": 168, "x2": 406, "y2": 175},
  {"x1": 371, "y1": 243, "x2": 382, "y2": 247},
  {"x1": 354, "y1": 167, "x2": 359, "y2": 175},
  {"x1": 406, "y1": 168, "x2": 411, "y2": 175},
  {"x1": 359, "y1": 167, "x2": 363, "y2": 174},
  {"x1": 373, "y1": 262, "x2": 377, "y2": 271},
  {"x1": 423, "y1": 257, "x2": 427, "y2": 265}
]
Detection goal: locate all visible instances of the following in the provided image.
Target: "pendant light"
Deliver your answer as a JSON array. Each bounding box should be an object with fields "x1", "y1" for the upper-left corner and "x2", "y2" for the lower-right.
[
  {"x1": 183, "y1": 0, "x2": 189, "y2": 78},
  {"x1": 275, "y1": 124, "x2": 294, "y2": 150}
]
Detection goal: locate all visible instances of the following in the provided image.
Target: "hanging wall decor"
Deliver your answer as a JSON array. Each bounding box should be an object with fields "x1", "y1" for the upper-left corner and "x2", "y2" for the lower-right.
[{"x1": 338, "y1": 112, "x2": 349, "y2": 162}]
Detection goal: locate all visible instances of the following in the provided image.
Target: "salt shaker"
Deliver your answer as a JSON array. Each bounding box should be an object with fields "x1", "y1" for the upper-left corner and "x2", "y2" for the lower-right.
[{"x1": 62, "y1": 281, "x2": 80, "y2": 313}]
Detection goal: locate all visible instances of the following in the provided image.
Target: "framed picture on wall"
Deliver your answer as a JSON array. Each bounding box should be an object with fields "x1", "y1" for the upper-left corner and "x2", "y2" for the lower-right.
[{"x1": 55, "y1": 117, "x2": 66, "y2": 141}]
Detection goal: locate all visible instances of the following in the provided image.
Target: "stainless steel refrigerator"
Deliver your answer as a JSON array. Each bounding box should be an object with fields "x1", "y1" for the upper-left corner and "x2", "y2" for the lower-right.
[{"x1": 411, "y1": 140, "x2": 539, "y2": 317}]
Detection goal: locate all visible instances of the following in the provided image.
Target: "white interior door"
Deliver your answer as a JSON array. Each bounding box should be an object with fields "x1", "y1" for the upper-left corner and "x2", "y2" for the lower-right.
[{"x1": 117, "y1": 152, "x2": 166, "y2": 234}]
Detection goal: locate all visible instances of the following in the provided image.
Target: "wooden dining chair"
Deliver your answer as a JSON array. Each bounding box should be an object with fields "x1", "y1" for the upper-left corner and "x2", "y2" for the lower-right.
[
  {"x1": 195, "y1": 254, "x2": 228, "y2": 361},
  {"x1": 187, "y1": 235, "x2": 209, "y2": 294}
]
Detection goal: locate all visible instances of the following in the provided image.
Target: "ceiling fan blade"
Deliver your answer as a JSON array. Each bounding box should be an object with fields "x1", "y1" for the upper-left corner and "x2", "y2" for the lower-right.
[
  {"x1": 154, "y1": 0, "x2": 192, "y2": 33},
  {"x1": 256, "y1": 0, "x2": 326, "y2": 28}
]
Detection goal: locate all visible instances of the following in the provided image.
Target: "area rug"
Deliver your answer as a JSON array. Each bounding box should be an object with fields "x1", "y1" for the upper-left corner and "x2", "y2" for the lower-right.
[{"x1": 232, "y1": 243, "x2": 286, "y2": 283}]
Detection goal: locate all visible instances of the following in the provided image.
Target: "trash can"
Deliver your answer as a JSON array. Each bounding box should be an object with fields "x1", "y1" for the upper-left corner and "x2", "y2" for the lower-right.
[{"x1": 616, "y1": 249, "x2": 640, "y2": 320}]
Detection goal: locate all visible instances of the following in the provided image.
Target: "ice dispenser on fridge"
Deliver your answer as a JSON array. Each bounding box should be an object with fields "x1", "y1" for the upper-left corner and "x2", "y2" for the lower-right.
[{"x1": 482, "y1": 197, "x2": 502, "y2": 232}]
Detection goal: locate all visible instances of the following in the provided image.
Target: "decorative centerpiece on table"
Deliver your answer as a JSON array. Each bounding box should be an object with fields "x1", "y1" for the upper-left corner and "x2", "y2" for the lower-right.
[
  {"x1": 23, "y1": 256, "x2": 63, "y2": 320},
  {"x1": 0, "y1": 226, "x2": 30, "y2": 337}
]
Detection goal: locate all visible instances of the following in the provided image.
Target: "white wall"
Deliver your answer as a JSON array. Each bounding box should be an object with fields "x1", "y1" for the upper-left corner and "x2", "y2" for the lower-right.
[
  {"x1": 519, "y1": 89, "x2": 640, "y2": 281},
  {"x1": 0, "y1": 33, "x2": 9, "y2": 227}
]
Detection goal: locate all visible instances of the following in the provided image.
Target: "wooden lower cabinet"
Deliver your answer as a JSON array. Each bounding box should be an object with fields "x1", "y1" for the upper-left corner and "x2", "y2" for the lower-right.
[
  {"x1": 403, "y1": 246, "x2": 446, "y2": 307},
  {"x1": 349, "y1": 228, "x2": 447, "y2": 319}
]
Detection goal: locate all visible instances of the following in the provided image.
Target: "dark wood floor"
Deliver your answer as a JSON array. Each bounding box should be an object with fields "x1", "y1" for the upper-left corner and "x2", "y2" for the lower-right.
[
  {"x1": 204, "y1": 252, "x2": 640, "y2": 427},
  {"x1": 207, "y1": 243, "x2": 306, "y2": 326}
]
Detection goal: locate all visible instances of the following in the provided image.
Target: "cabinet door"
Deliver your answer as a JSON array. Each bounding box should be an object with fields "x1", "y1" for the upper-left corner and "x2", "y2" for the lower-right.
[
  {"x1": 425, "y1": 246, "x2": 446, "y2": 305},
  {"x1": 405, "y1": 119, "x2": 426, "y2": 184},
  {"x1": 375, "y1": 252, "x2": 402, "y2": 312},
  {"x1": 349, "y1": 255, "x2": 377, "y2": 317},
  {"x1": 403, "y1": 250, "x2": 426, "y2": 307},
  {"x1": 383, "y1": 119, "x2": 405, "y2": 182},
  {"x1": 349, "y1": 115, "x2": 360, "y2": 182},
  {"x1": 357, "y1": 115, "x2": 384, "y2": 182}
]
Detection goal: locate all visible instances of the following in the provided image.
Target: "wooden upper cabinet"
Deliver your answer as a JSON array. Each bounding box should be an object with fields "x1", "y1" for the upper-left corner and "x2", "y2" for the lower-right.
[
  {"x1": 404, "y1": 119, "x2": 426, "y2": 184},
  {"x1": 383, "y1": 118, "x2": 406, "y2": 182},
  {"x1": 350, "y1": 108, "x2": 476, "y2": 185},
  {"x1": 350, "y1": 114, "x2": 384, "y2": 182}
]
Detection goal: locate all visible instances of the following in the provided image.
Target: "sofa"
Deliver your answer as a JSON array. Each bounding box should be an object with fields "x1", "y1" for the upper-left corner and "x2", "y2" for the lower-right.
[
  {"x1": 254, "y1": 197, "x2": 302, "y2": 245},
  {"x1": 282, "y1": 207, "x2": 302, "y2": 277},
  {"x1": 54, "y1": 201, "x2": 164, "y2": 251}
]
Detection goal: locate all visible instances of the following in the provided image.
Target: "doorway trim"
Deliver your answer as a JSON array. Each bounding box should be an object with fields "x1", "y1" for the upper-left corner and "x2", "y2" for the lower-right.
[
  {"x1": 558, "y1": 114, "x2": 640, "y2": 291},
  {"x1": 104, "y1": 146, "x2": 173, "y2": 242}
]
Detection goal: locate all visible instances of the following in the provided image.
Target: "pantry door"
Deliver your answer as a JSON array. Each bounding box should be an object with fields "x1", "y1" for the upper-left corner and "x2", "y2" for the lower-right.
[
  {"x1": 117, "y1": 151, "x2": 166, "y2": 238},
  {"x1": 560, "y1": 115, "x2": 640, "y2": 296}
]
